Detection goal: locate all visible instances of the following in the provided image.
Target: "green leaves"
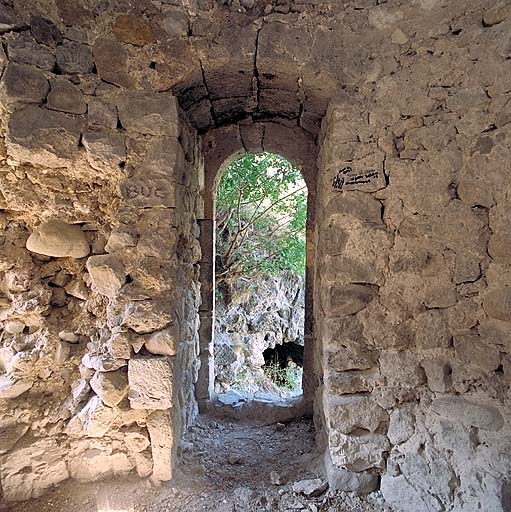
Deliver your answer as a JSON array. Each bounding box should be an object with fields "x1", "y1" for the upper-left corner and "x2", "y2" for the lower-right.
[{"x1": 216, "y1": 152, "x2": 307, "y2": 281}]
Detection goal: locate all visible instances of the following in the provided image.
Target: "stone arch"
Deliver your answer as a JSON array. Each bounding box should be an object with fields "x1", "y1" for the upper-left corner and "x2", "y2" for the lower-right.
[{"x1": 195, "y1": 120, "x2": 319, "y2": 412}]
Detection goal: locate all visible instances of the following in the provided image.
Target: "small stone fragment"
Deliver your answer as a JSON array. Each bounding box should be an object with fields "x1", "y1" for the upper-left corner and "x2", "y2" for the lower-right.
[
  {"x1": 26, "y1": 220, "x2": 90, "y2": 258},
  {"x1": 4, "y1": 319, "x2": 25, "y2": 334},
  {"x1": 228, "y1": 455, "x2": 243, "y2": 465},
  {"x1": 86, "y1": 254, "x2": 126, "y2": 299},
  {"x1": 59, "y1": 331, "x2": 79, "y2": 343},
  {"x1": 90, "y1": 370, "x2": 128, "y2": 407},
  {"x1": 0, "y1": 375, "x2": 33, "y2": 398},
  {"x1": 292, "y1": 478, "x2": 328, "y2": 497},
  {"x1": 47, "y1": 78, "x2": 87, "y2": 114}
]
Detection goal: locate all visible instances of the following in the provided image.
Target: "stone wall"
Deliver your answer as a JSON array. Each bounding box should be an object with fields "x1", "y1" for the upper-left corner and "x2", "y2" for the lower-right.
[
  {"x1": 0, "y1": 13, "x2": 202, "y2": 500},
  {"x1": 0, "y1": 0, "x2": 510, "y2": 509},
  {"x1": 316, "y1": 3, "x2": 511, "y2": 508}
]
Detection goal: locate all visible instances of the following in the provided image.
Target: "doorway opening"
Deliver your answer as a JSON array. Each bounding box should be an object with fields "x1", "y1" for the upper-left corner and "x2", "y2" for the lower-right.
[{"x1": 213, "y1": 152, "x2": 308, "y2": 406}]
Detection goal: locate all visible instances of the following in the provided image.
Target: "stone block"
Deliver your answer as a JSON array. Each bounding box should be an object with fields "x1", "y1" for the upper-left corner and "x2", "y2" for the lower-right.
[
  {"x1": 414, "y1": 310, "x2": 450, "y2": 349},
  {"x1": 128, "y1": 356, "x2": 173, "y2": 410},
  {"x1": 0, "y1": 420, "x2": 29, "y2": 455},
  {"x1": 77, "y1": 395, "x2": 116, "y2": 437},
  {"x1": 328, "y1": 396, "x2": 388, "y2": 434},
  {"x1": 144, "y1": 326, "x2": 179, "y2": 357},
  {"x1": 431, "y1": 396, "x2": 504, "y2": 431},
  {"x1": 87, "y1": 97, "x2": 118, "y2": 129},
  {"x1": 7, "y1": 106, "x2": 83, "y2": 168},
  {"x1": 56, "y1": 40, "x2": 94, "y2": 74},
  {"x1": 117, "y1": 91, "x2": 178, "y2": 136},
  {"x1": 329, "y1": 431, "x2": 390, "y2": 471},
  {"x1": 454, "y1": 334, "x2": 500, "y2": 372},
  {"x1": 141, "y1": 136, "x2": 184, "y2": 177},
  {"x1": 90, "y1": 369, "x2": 128, "y2": 407},
  {"x1": 121, "y1": 175, "x2": 176, "y2": 208},
  {"x1": 483, "y1": 288, "x2": 511, "y2": 321},
  {"x1": 92, "y1": 37, "x2": 136, "y2": 89},
  {"x1": 86, "y1": 254, "x2": 126, "y2": 299},
  {"x1": 47, "y1": 78, "x2": 87, "y2": 114},
  {"x1": 421, "y1": 360, "x2": 452, "y2": 393},
  {"x1": 7, "y1": 32, "x2": 55, "y2": 70},
  {"x1": 113, "y1": 14, "x2": 156, "y2": 46},
  {"x1": 26, "y1": 220, "x2": 90, "y2": 258},
  {"x1": 122, "y1": 300, "x2": 173, "y2": 334},
  {"x1": 147, "y1": 410, "x2": 174, "y2": 481},
  {"x1": 322, "y1": 283, "x2": 377, "y2": 316},
  {"x1": 324, "y1": 451, "x2": 378, "y2": 495},
  {"x1": 30, "y1": 16, "x2": 63, "y2": 47},
  {"x1": 0, "y1": 375, "x2": 33, "y2": 399},
  {"x1": 82, "y1": 129, "x2": 126, "y2": 173},
  {"x1": 2, "y1": 62, "x2": 49, "y2": 103},
  {"x1": 326, "y1": 368, "x2": 378, "y2": 395},
  {"x1": 387, "y1": 406, "x2": 415, "y2": 445}
]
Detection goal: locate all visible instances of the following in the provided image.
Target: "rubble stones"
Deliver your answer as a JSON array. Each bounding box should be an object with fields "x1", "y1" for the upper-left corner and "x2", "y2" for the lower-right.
[
  {"x1": 0, "y1": 375, "x2": 33, "y2": 398},
  {"x1": 2, "y1": 63, "x2": 49, "y2": 103},
  {"x1": 86, "y1": 254, "x2": 126, "y2": 299},
  {"x1": 144, "y1": 327, "x2": 178, "y2": 356},
  {"x1": 292, "y1": 478, "x2": 328, "y2": 497},
  {"x1": 128, "y1": 356, "x2": 173, "y2": 410},
  {"x1": 26, "y1": 220, "x2": 90, "y2": 258},
  {"x1": 113, "y1": 14, "x2": 156, "y2": 46},
  {"x1": 78, "y1": 395, "x2": 116, "y2": 437},
  {"x1": 7, "y1": 33, "x2": 55, "y2": 71}
]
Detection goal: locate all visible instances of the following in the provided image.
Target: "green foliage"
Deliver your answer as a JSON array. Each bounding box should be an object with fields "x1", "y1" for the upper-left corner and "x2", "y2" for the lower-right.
[
  {"x1": 215, "y1": 152, "x2": 307, "y2": 282},
  {"x1": 263, "y1": 360, "x2": 303, "y2": 391}
]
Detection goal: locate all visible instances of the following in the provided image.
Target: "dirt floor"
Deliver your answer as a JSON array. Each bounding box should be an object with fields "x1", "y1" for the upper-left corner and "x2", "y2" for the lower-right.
[{"x1": 3, "y1": 415, "x2": 391, "y2": 512}]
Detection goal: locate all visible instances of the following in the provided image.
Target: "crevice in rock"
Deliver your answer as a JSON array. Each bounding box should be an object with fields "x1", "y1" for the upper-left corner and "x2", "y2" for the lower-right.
[{"x1": 198, "y1": 57, "x2": 216, "y2": 126}]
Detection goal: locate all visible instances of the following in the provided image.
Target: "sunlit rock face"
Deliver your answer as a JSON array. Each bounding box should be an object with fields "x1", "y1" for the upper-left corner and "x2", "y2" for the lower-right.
[{"x1": 0, "y1": 1, "x2": 509, "y2": 510}]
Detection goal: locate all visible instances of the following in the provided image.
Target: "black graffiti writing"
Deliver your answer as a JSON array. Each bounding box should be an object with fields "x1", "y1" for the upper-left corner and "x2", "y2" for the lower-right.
[{"x1": 332, "y1": 167, "x2": 379, "y2": 190}]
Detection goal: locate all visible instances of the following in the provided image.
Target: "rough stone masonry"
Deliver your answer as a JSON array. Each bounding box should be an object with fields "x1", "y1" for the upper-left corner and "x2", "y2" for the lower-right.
[{"x1": 0, "y1": 0, "x2": 510, "y2": 511}]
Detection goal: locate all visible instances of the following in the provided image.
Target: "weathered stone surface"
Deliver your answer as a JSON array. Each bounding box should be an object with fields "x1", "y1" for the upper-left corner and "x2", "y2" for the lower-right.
[
  {"x1": 292, "y1": 478, "x2": 328, "y2": 497},
  {"x1": 483, "y1": 288, "x2": 511, "y2": 321},
  {"x1": 328, "y1": 396, "x2": 388, "y2": 434},
  {"x1": 322, "y1": 284, "x2": 377, "y2": 316},
  {"x1": 77, "y1": 395, "x2": 116, "y2": 438},
  {"x1": 414, "y1": 310, "x2": 450, "y2": 349},
  {"x1": 122, "y1": 300, "x2": 173, "y2": 334},
  {"x1": 329, "y1": 431, "x2": 390, "y2": 471},
  {"x1": 120, "y1": 176, "x2": 176, "y2": 208},
  {"x1": 147, "y1": 410, "x2": 173, "y2": 481},
  {"x1": 0, "y1": 439, "x2": 68, "y2": 501},
  {"x1": 7, "y1": 106, "x2": 82, "y2": 167},
  {"x1": 2, "y1": 63, "x2": 49, "y2": 103},
  {"x1": 421, "y1": 360, "x2": 452, "y2": 393},
  {"x1": 92, "y1": 37, "x2": 135, "y2": 89},
  {"x1": 56, "y1": 40, "x2": 94, "y2": 74},
  {"x1": 90, "y1": 370, "x2": 128, "y2": 407},
  {"x1": 86, "y1": 254, "x2": 126, "y2": 299},
  {"x1": 26, "y1": 220, "x2": 89, "y2": 258},
  {"x1": 325, "y1": 452, "x2": 378, "y2": 495},
  {"x1": 82, "y1": 130, "x2": 126, "y2": 173},
  {"x1": 0, "y1": 420, "x2": 29, "y2": 454},
  {"x1": 0, "y1": 375, "x2": 33, "y2": 398},
  {"x1": 113, "y1": 14, "x2": 156, "y2": 46},
  {"x1": 7, "y1": 33, "x2": 55, "y2": 70},
  {"x1": 117, "y1": 92, "x2": 178, "y2": 136},
  {"x1": 128, "y1": 356, "x2": 173, "y2": 410},
  {"x1": 453, "y1": 334, "x2": 500, "y2": 373},
  {"x1": 431, "y1": 397, "x2": 504, "y2": 431},
  {"x1": 47, "y1": 78, "x2": 87, "y2": 114},
  {"x1": 87, "y1": 98, "x2": 118, "y2": 129},
  {"x1": 387, "y1": 407, "x2": 415, "y2": 445},
  {"x1": 31, "y1": 16, "x2": 63, "y2": 47},
  {"x1": 144, "y1": 327, "x2": 179, "y2": 357}
]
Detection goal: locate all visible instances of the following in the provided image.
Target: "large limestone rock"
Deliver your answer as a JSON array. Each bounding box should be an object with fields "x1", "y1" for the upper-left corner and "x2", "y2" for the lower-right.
[
  {"x1": 26, "y1": 220, "x2": 90, "y2": 258},
  {"x1": 7, "y1": 105, "x2": 83, "y2": 167},
  {"x1": 90, "y1": 370, "x2": 128, "y2": 407},
  {"x1": 144, "y1": 327, "x2": 179, "y2": 356},
  {"x1": 128, "y1": 356, "x2": 173, "y2": 410},
  {"x1": 328, "y1": 396, "x2": 388, "y2": 434},
  {"x1": 86, "y1": 254, "x2": 126, "y2": 299}
]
